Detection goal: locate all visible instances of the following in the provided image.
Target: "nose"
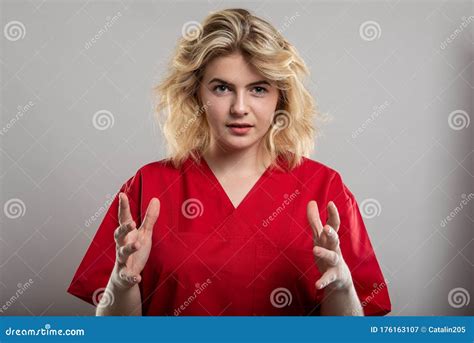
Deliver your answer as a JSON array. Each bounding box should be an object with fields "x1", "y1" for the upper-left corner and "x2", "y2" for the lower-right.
[{"x1": 230, "y1": 90, "x2": 249, "y2": 116}]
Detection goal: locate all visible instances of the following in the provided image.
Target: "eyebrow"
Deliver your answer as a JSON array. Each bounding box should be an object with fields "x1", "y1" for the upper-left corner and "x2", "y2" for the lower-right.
[{"x1": 208, "y1": 78, "x2": 271, "y2": 87}]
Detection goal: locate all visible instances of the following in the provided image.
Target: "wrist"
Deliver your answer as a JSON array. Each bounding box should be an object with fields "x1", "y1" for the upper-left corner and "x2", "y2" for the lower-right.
[
  {"x1": 110, "y1": 264, "x2": 133, "y2": 291},
  {"x1": 326, "y1": 275, "x2": 355, "y2": 293}
]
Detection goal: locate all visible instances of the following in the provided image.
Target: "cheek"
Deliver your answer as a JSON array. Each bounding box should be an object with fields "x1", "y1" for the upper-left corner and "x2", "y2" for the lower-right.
[
  {"x1": 254, "y1": 101, "x2": 278, "y2": 127},
  {"x1": 200, "y1": 90, "x2": 228, "y2": 126},
  {"x1": 204, "y1": 102, "x2": 228, "y2": 128}
]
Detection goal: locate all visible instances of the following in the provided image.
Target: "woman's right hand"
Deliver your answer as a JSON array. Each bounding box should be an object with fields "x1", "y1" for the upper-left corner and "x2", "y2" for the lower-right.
[{"x1": 111, "y1": 192, "x2": 160, "y2": 289}]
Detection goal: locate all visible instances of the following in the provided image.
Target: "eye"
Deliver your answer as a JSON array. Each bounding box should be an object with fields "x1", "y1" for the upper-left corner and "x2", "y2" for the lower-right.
[
  {"x1": 252, "y1": 86, "x2": 268, "y2": 95},
  {"x1": 213, "y1": 84, "x2": 231, "y2": 94}
]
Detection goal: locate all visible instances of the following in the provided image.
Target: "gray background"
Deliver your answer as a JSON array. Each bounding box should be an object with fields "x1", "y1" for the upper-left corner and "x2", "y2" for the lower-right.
[{"x1": 0, "y1": 0, "x2": 472, "y2": 316}]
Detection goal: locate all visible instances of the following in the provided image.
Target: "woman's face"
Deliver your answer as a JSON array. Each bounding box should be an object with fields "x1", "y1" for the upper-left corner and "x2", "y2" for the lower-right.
[{"x1": 198, "y1": 52, "x2": 280, "y2": 153}]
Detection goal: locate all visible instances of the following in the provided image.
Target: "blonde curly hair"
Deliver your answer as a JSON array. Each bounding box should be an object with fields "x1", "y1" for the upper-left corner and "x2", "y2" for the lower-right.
[{"x1": 154, "y1": 8, "x2": 320, "y2": 170}]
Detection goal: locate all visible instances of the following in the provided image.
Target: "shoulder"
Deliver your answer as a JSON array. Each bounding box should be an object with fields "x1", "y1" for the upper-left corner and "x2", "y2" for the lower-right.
[
  {"x1": 292, "y1": 156, "x2": 341, "y2": 182},
  {"x1": 137, "y1": 158, "x2": 179, "y2": 176},
  {"x1": 293, "y1": 156, "x2": 355, "y2": 202},
  {"x1": 120, "y1": 158, "x2": 181, "y2": 192}
]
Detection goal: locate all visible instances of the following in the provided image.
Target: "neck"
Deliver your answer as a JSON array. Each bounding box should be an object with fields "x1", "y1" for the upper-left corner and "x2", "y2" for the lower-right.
[{"x1": 202, "y1": 139, "x2": 270, "y2": 177}]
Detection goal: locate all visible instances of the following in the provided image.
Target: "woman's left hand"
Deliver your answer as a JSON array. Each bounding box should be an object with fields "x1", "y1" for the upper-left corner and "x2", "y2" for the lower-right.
[{"x1": 307, "y1": 200, "x2": 354, "y2": 291}]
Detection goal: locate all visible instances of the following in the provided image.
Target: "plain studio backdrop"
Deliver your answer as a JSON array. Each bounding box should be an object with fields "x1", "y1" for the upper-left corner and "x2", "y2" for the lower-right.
[{"x1": 0, "y1": 0, "x2": 472, "y2": 316}]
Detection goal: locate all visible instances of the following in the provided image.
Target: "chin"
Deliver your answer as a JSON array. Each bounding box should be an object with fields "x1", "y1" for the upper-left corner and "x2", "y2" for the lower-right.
[{"x1": 220, "y1": 137, "x2": 258, "y2": 151}]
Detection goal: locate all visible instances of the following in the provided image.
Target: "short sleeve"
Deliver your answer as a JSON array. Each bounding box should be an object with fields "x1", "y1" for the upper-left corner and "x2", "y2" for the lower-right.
[
  {"x1": 67, "y1": 169, "x2": 143, "y2": 306},
  {"x1": 328, "y1": 173, "x2": 392, "y2": 316}
]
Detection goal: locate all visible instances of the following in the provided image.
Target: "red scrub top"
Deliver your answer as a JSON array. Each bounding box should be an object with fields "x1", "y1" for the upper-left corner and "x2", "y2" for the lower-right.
[{"x1": 67, "y1": 153, "x2": 391, "y2": 316}]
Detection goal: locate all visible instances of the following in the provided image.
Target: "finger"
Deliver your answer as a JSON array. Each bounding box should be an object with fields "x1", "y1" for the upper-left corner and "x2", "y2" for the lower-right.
[
  {"x1": 307, "y1": 200, "x2": 324, "y2": 243},
  {"x1": 114, "y1": 220, "x2": 136, "y2": 246},
  {"x1": 313, "y1": 246, "x2": 339, "y2": 266},
  {"x1": 326, "y1": 201, "x2": 340, "y2": 232},
  {"x1": 322, "y1": 224, "x2": 340, "y2": 251},
  {"x1": 141, "y1": 198, "x2": 160, "y2": 234},
  {"x1": 315, "y1": 271, "x2": 337, "y2": 290},
  {"x1": 117, "y1": 241, "x2": 140, "y2": 264},
  {"x1": 118, "y1": 192, "x2": 133, "y2": 226},
  {"x1": 118, "y1": 266, "x2": 142, "y2": 286}
]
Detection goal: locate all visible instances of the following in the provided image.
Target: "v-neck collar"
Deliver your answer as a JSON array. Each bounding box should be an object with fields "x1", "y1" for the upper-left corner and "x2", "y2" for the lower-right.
[{"x1": 198, "y1": 155, "x2": 273, "y2": 212}]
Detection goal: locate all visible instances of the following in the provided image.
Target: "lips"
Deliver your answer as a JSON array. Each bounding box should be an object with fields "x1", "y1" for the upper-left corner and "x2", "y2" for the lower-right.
[
  {"x1": 226, "y1": 123, "x2": 253, "y2": 135},
  {"x1": 226, "y1": 123, "x2": 254, "y2": 128}
]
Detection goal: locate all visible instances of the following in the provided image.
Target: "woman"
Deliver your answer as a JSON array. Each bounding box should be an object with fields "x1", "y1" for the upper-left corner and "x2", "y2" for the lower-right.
[{"x1": 68, "y1": 8, "x2": 391, "y2": 316}]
